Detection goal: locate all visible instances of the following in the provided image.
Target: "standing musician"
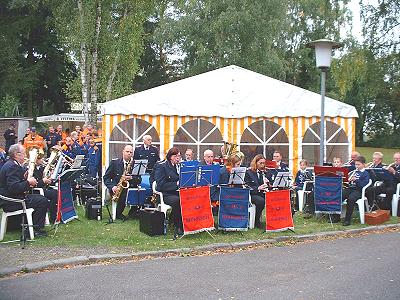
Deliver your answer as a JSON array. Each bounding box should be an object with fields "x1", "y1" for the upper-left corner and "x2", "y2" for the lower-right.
[
  {"x1": 0, "y1": 144, "x2": 49, "y2": 237},
  {"x1": 184, "y1": 148, "x2": 195, "y2": 161},
  {"x1": 154, "y1": 147, "x2": 183, "y2": 234},
  {"x1": 134, "y1": 135, "x2": 160, "y2": 173},
  {"x1": 103, "y1": 145, "x2": 141, "y2": 220},
  {"x1": 244, "y1": 154, "x2": 270, "y2": 228},
  {"x1": 341, "y1": 156, "x2": 370, "y2": 226},
  {"x1": 203, "y1": 149, "x2": 215, "y2": 166}
]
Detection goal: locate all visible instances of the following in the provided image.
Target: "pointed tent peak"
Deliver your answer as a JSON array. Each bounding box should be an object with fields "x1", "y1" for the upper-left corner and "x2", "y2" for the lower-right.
[{"x1": 102, "y1": 65, "x2": 358, "y2": 119}]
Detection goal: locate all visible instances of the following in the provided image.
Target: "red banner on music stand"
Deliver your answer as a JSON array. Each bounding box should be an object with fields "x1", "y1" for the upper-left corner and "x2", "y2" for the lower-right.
[
  {"x1": 179, "y1": 186, "x2": 214, "y2": 235},
  {"x1": 265, "y1": 189, "x2": 294, "y2": 232}
]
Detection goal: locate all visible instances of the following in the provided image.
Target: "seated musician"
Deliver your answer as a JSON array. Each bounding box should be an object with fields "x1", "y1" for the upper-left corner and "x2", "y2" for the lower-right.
[
  {"x1": 0, "y1": 144, "x2": 49, "y2": 237},
  {"x1": 341, "y1": 156, "x2": 370, "y2": 226},
  {"x1": 184, "y1": 148, "x2": 194, "y2": 161},
  {"x1": 244, "y1": 154, "x2": 269, "y2": 228},
  {"x1": 386, "y1": 152, "x2": 400, "y2": 215},
  {"x1": 62, "y1": 137, "x2": 76, "y2": 159},
  {"x1": 103, "y1": 145, "x2": 141, "y2": 220},
  {"x1": 219, "y1": 152, "x2": 244, "y2": 185},
  {"x1": 154, "y1": 147, "x2": 183, "y2": 234},
  {"x1": 272, "y1": 151, "x2": 289, "y2": 171},
  {"x1": 203, "y1": 149, "x2": 215, "y2": 166},
  {"x1": 294, "y1": 159, "x2": 314, "y2": 215},
  {"x1": 332, "y1": 157, "x2": 343, "y2": 167},
  {"x1": 343, "y1": 151, "x2": 360, "y2": 172},
  {"x1": 32, "y1": 155, "x2": 59, "y2": 224}
]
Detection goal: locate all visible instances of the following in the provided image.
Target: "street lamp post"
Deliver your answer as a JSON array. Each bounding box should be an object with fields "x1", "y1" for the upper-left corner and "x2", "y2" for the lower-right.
[{"x1": 307, "y1": 39, "x2": 342, "y2": 165}]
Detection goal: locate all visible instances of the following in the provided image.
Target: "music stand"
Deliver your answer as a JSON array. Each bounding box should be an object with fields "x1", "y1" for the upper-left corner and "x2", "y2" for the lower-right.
[
  {"x1": 228, "y1": 167, "x2": 246, "y2": 185},
  {"x1": 71, "y1": 155, "x2": 85, "y2": 169},
  {"x1": 314, "y1": 166, "x2": 349, "y2": 183},
  {"x1": 272, "y1": 172, "x2": 292, "y2": 188},
  {"x1": 198, "y1": 165, "x2": 220, "y2": 186},
  {"x1": 130, "y1": 159, "x2": 148, "y2": 176},
  {"x1": 179, "y1": 165, "x2": 197, "y2": 188}
]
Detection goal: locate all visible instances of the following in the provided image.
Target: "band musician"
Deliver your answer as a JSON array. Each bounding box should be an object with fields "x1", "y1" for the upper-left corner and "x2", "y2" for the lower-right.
[
  {"x1": 244, "y1": 154, "x2": 270, "y2": 228},
  {"x1": 343, "y1": 151, "x2": 360, "y2": 172},
  {"x1": 154, "y1": 147, "x2": 183, "y2": 234},
  {"x1": 0, "y1": 144, "x2": 49, "y2": 237},
  {"x1": 341, "y1": 156, "x2": 370, "y2": 226},
  {"x1": 134, "y1": 135, "x2": 160, "y2": 173},
  {"x1": 103, "y1": 145, "x2": 141, "y2": 220},
  {"x1": 272, "y1": 151, "x2": 289, "y2": 171},
  {"x1": 386, "y1": 152, "x2": 400, "y2": 215}
]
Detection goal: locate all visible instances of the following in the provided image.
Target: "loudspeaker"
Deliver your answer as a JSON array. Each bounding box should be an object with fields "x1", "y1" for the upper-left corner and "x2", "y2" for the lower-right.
[
  {"x1": 85, "y1": 198, "x2": 102, "y2": 220},
  {"x1": 139, "y1": 209, "x2": 165, "y2": 236}
]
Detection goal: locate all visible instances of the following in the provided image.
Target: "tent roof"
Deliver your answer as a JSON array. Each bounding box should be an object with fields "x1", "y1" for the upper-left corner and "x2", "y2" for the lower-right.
[
  {"x1": 102, "y1": 65, "x2": 358, "y2": 118},
  {"x1": 36, "y1": 113, "x2": 102, "y2": 123}
]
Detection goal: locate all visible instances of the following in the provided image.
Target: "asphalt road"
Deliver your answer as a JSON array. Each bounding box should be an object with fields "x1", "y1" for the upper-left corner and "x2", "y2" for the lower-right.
[{"x1": 0, "y1": 231, "x2": 399, "y2": 300}]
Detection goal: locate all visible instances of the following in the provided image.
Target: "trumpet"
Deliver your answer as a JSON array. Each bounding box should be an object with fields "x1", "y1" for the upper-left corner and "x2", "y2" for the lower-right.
[{"x1": 365, "y1": 161, "x2": 374, "y2": 168}]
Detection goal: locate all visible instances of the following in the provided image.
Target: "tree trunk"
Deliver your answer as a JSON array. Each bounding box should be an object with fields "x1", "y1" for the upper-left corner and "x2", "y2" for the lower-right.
[
  {"x1": 90, "y1": 0, "x2": 102, "y2": 127},
  {"x1": 77, "y1": 0, "x2": 89, "y2": 125},
  {"x1": 105, "y1": 5, "x2": 128, "y2": 101}
]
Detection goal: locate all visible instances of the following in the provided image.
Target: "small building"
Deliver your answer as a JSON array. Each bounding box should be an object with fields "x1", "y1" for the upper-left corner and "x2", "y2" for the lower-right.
[{"x1": 0, "y1": 117, "x2": 32, "y2": 149}]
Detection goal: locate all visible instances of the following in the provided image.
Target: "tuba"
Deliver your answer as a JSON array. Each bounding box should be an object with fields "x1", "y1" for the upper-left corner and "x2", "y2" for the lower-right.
[
  {"x1": 222, "y1": 141, "x2": 239, "y2": 157},
  {"x1": 111, "y1": 160, "x2": 133, "y2": 202},
  {"x1": 43, "y1": 146, "x2": 62, "y2": 178},
  {"x1": 26, "y1": 148, "x2": 39, "y2": 180}
]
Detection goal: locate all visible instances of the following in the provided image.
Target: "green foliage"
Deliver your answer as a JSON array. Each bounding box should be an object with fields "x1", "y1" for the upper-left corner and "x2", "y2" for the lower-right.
[{"x1": 0, "y1": 95, "x2": 19, "y2": 117}]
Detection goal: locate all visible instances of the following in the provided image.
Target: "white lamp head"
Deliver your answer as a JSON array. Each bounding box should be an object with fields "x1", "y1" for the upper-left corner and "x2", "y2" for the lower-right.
[{"x1": 307, "y1": 39, "x2": 342, "y2": 69}]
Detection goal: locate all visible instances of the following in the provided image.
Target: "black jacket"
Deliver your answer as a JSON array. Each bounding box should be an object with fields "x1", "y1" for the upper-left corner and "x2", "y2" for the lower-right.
[
  {"x1": 3, "y1": 129, "x2": 17, "y2": 150},
  {"x1": 154, "y1": 160, "x2": 179, "y2": 196},
  {"x1": 103, "y1": 158, "x2": 141, "y2": 192},
  {"x1": 0, "y1": 159, "x2": 30, "y2": 201},
  {"x1": 133, "y1": 144, "x2": 160, "y2": 173},
  {"x1": 244, "y1": 169, "x2": 271, "y2": 195}
]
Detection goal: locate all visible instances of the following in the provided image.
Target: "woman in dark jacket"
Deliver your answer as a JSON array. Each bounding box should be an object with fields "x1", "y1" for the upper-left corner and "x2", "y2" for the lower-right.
[{"x1": 154, "y1": 147, "x2": 183, "y2": 233}]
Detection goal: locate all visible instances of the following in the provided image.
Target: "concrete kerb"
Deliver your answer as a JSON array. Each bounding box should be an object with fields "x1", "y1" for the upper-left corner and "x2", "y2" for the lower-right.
[{"x1": 1, "y1": 223, "x2": 399, "y2": 277}]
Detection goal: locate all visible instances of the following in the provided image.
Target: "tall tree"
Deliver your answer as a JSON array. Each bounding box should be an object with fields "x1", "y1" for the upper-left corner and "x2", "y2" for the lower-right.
[{"x1": 51, "y1": 0, "x2": 155, "y2": 126}]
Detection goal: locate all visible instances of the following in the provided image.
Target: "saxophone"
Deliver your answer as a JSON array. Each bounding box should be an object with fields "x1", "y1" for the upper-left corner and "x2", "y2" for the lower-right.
[{"x1": 111, "y1": 160, "x2": 133, "y2": 202}]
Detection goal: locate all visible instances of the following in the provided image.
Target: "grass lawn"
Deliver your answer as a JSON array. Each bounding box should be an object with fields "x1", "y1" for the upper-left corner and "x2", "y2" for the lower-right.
[
  {"x1": 356, "y1": 147, "x2": 398, "y2": 164},
  {"x1": 1, "y1": 206, "x2": 398, "y2": 252}
]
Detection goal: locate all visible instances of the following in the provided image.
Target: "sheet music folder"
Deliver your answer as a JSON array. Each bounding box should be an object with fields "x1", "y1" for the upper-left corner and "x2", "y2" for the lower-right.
[
  {"x1": 130, "y1": 159, "x2": 148, "y2": 176},
  {"x1": 272, "y1": 172, "x2": 292, "y2": 188},
  {"x1": 179, "y1": 162, "x2": 220, "y2": 188},
  {"x1": 228, "y1": 167, "x2": 246, "y2": 185},
  {"x1": 314, "y1": 166, "x2": 349, "y2": 182}
]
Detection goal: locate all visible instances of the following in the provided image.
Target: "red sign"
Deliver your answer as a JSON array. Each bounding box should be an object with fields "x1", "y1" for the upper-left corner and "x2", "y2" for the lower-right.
[
  {"x1": 265, "y1": 189, "x2": 294, "y2": 232},
  {"x1": 179, "y1": 186, "x2": 214, "y2": 235}
]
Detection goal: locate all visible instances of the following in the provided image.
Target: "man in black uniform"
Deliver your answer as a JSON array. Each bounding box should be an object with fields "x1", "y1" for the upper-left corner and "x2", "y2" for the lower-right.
[
  {"x1": 0, "y1": 144, "x2": 49, "y2": 236},
  {"x1": 44, "y1": 126, "x2": 61, "y2": 157},
  {"x1": 103, "y1": 145, "x2": 141, "y2": 220},
  {"x1": 133, "y1": 135, "x2": 160, "y2": 173},
  {"x1": 3, "y1": 123, "x2": 17, "y2": 155},
  {"x1": 387, "y1": 152, "x2": 400, "y2": 215}
]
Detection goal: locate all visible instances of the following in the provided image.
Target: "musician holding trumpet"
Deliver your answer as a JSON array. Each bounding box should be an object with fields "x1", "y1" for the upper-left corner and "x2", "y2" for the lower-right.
[{"x1": 341, "y1": 156, "x2": 371, "y2": 226}]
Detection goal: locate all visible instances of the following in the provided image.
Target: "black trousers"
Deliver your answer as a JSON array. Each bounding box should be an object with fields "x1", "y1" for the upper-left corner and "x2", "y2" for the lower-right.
[
  {"x1": 374, "y1": 183, "x2": 395, "y2": 210},
  {"x1": 3, "y1": 194, "x2": 49, "y2": 229},
  {"x1": 250, "y1": 193, "x2": 265, "y2": 225},
  {"x1": 44, "y1": 189, "x2": 58, "y2": 224},
  {"x1": 163, "y1": 193, "x2": 182, "y2": 228},
  {"x1": 115, "y1": 189, "x2": 139, "y2": 218},
  {"x1": 342, "y1": 188, "x2": 362, "y2": 222}
]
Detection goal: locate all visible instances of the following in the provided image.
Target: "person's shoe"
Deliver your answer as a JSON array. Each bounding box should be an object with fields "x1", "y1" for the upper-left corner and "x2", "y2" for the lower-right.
[
  {"x1": 255, "y1": 222, "x2": 263, "y2": 229},
  {"x1": 116, "y1": 214, "x2": 127, "y2": 221},
  {"x1": 342, "y1": 220, "x2": 351, "y2": 226},
  {"x1": 176, "y1": 226, "x2": 184, "y2": 236},
  {"x1": 303, "y1": 212, "x2": 313, "y2": 219},
  {"x1": 34, "y1": 230, "x2": 48, "y2": 237}
]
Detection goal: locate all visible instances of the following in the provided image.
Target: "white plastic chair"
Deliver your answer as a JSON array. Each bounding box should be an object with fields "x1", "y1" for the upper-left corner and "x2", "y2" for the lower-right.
[
  {"x1": 152, "y1": 181, "x2": 172, "y2": 217},
  {"x1": 342, "y1": 179, "x2": 372, "y2": 224},
  {"x1": 248, "y1": 196, "x2": 256, "y2": 229},
  {"x1": 391, "y1": 183, "x2": 400, "y2": 217},
  {"x1": 0, "y1": 195, "x2": 35, "y2": 241},
  {"x1": 297, "y1": 180, "x2": 314, "y2": 212}
]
